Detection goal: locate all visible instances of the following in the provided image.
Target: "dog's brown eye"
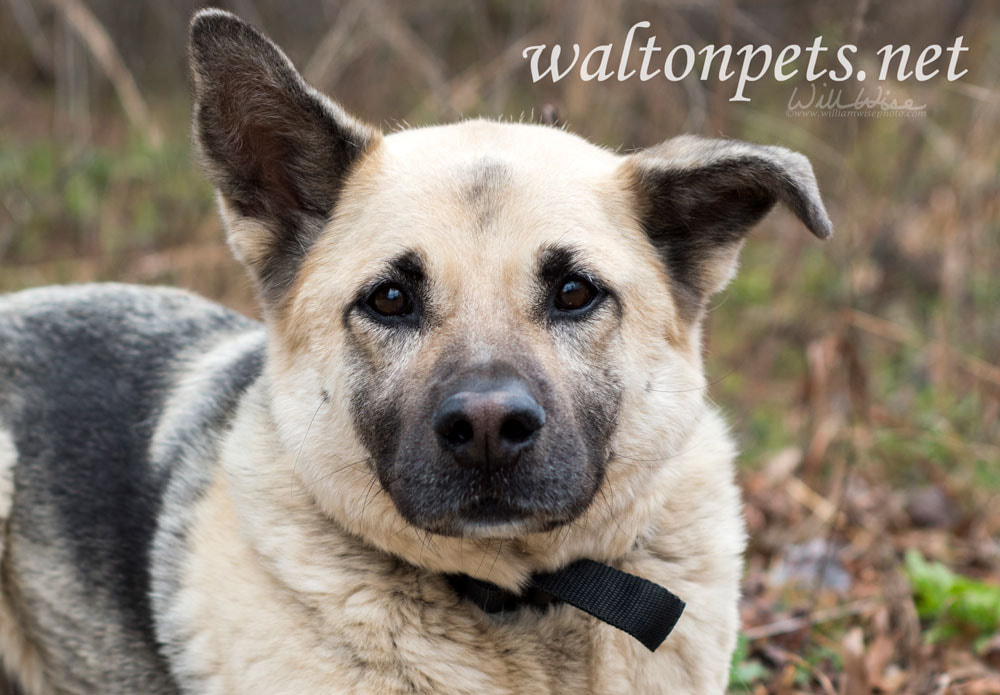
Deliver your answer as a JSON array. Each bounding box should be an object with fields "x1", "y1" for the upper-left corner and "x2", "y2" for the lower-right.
[
  {"x1": 553, "y1": 277, "x2": 598, "y2": 313},
  {"x1": 368, "y1": 283, "x2": 413, "y2": 317}
]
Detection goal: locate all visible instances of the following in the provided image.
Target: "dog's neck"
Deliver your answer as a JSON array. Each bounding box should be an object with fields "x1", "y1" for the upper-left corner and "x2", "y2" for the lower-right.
[{"x1": 446, "y1": 572, "x2": 557, "y2": 613}]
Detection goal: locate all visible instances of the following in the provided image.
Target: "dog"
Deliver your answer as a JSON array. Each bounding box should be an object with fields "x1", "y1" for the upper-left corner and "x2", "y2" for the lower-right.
[{"x1": 0, "y1": 9, "x2": 831, "y2": 694}]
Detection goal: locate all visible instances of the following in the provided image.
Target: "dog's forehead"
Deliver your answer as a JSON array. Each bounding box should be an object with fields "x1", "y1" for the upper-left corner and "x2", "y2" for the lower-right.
[
  {"x1": 331, "y1": 120, "x2": 638, "y2": 265},
  {"x1": 382, "y1": 120, "x2": 620, "y2": 174},
  {"x1": 374, "y1": 120, "x2": 623, "y2": 209}
]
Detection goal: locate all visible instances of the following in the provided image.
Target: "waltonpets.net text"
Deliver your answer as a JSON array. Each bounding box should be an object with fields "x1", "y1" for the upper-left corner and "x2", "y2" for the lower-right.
[{"x1": 521, "y1": 22, "x2": 970, "y2": 102}]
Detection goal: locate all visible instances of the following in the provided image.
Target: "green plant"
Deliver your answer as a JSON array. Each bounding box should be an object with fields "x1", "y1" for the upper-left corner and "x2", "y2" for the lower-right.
[{"x1": 905, "y1": 549, "x2": 1000, "y2": 648}]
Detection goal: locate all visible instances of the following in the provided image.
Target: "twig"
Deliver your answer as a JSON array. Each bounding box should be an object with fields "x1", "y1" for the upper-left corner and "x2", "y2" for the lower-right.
[
  {"x1": 304, "y1": 0, "x2": 365, "y2": 86},
  {"x1": 410, "y1": 26, "x2": 548, "y2": 120},
  {"x1": 848, "y1": 0, "x2": 871, "y2": 45},
  {"x1": 364, "y1": 0, "x2": 452, "y2": 115},
  {"x1": 941, "y1": 80, "x2": 1000, "y2": 105},
  {"x1": 841, "y1": 627, "x2": 869, "y2": 695},
  {"x1": 708, "y1": 0, "x2": 734, "y2": 134},
  {"x1": 742, "y1": 599, "x2": 879, "y2": 641},
  {"x1": 42, "y1": 0, "x2": 161, "y2": 146},
  {"x1": 761, "y1": 643, "x2": 839, "y2": 695},
  {"x1": 7, "y1": 0, "x2": 53, "y2": 76},
  {"x1": 844, "y1": 308, "x2": 1000, "y2": 390},
  {"x1": 785, "y1": 475, "x2": 842, "y2": 525}
]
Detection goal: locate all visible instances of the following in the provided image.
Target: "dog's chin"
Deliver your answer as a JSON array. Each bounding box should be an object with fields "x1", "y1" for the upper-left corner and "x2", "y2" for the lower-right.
[
  {"x1": 394, "y1": 497, "x2": 577, "y2": 540},
  {"x1": 450, "y1": 517, "x2": 539, "y2": 540},
  {"x1": 425, "y1": 515, "x2": 564, "y2": 540}
]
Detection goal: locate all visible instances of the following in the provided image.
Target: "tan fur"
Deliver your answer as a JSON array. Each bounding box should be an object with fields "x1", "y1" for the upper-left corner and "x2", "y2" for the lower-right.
[
  {"x1": 0, "y1": 585, "x2": 51, "y2": 695},
  {"x1": 0, "y1": 426, "x2": 52, "y2": 695},
  {"x1": 0, "y1": 427, "x2": 15, "y2": 530}
]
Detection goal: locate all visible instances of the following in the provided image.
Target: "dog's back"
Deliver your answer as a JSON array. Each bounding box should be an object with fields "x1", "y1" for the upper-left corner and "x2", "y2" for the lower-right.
[{"x1": 0, "y1": 285, "x2": 260, "y2": 694}]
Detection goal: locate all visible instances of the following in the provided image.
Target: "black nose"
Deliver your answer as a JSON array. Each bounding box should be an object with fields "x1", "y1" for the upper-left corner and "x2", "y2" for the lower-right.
[{"x1": 432, "y1": 378, "x2": 545, "y2": 471}]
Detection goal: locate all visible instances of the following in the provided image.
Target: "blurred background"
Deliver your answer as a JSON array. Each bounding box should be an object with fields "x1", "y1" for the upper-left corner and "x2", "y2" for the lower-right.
[{"x1": 0, "y1": 1, "x2": 998, "y2": 692}]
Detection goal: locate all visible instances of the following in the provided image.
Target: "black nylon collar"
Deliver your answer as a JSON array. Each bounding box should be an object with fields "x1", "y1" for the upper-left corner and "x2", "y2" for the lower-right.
[{"x1": 446, "y1": 559, "x2": 685, "y2": 652}]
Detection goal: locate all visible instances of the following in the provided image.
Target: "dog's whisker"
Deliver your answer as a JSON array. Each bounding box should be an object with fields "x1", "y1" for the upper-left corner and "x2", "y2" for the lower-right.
[
  {"x1": 288, "y1": 397, "x2": 326, "y2": 497},
  {"x1": 474, "y1": 539, "x2": 493, "y2": 577},
  {"x1": 352, "y1": 475, "x2": 381, "y2": 527},
  {"x1": 417, "y1": 529, "x2": 432, "y2": 565},
  {"x1": 309, "y1": 457, "x2": 374, "y2": 484},
  {"x1": 644, "y1": 370, "x2": 735, "y2": 394},
  {"x1": 485, "y1": 540, "x2": 504, "y2": 584},
  {"x1": 294, "y1": 400, "x2": 326, "y2": 467},
  {"x1": 596, "y1": 485, "x2": 627, "y2": 541}
]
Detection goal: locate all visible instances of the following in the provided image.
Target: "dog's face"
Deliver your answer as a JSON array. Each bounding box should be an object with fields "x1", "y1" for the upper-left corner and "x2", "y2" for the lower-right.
[
  {"x1": 189, "y1": 11, "x2": 830, "y2": 570},
  {"x1": 283, "y1": 124, "x2": 651, "y2": 538}
]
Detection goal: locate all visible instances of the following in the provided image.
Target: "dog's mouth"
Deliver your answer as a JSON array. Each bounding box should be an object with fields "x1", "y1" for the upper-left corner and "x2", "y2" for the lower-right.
[
  {"x1": 400, "y1": 489, "x2": 582, "y2": 539},
  {"x1": 456, "y1": 496, "x2": 532, "y2": 531}
]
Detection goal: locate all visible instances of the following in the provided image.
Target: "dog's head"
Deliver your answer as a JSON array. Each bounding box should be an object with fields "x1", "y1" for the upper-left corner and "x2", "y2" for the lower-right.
[{"x1": 189, "y1": 11, "x2": 830, "y2": 580}]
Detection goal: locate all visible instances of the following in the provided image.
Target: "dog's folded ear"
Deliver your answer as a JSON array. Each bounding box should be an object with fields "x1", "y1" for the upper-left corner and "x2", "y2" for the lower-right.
[
  {"x1": 624, "y1": 135, "x2": 832, "y2": 322},
  {"x1": 189, "y1": 9, "x2": 380, "y2": 305}
]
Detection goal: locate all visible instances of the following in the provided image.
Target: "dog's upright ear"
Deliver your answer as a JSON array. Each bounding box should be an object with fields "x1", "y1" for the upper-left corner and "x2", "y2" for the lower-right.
[
  {"x1": 189, "y1": 9, "x2": 380, "y2": 306},
  {"x1": 624, "y1": 135, "x2": 832, "y2": 322}
]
